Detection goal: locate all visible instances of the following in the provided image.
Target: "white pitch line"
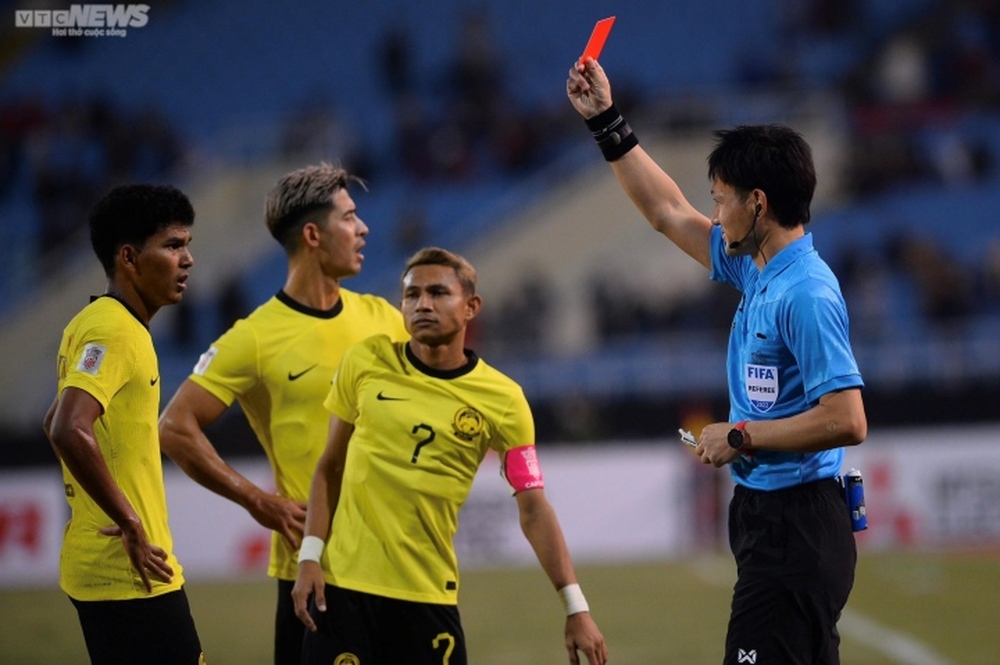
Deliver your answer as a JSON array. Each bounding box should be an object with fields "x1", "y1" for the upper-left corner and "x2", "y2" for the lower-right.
[{"x1": 838, "y1": 609, "x2": 952, "y2": 665}]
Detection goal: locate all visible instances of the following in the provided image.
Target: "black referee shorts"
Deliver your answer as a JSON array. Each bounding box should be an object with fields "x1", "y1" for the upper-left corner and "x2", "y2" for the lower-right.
[
  {"x1": 70, "y1": 588, "x2": 204, "y2": 665},
  {"x1": 724, "y1": 477, "x2": 857, "y2": 665},
  {"x1": 301, "y1": 584, "x2": 467, "y2": 665}
]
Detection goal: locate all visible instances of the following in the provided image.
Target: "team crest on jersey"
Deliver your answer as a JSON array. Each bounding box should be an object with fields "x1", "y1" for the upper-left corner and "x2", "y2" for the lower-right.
[
  {"x1": 334, "y1": 654, "x2": 360, "y2": 665},
  {"x1": 452, "y1": 406, "x2": 484, "y2": 441},
  {"x1": 76, "y1": 343, "x2": 106, "y2": 375},
  {"x1": 745, "y1": 363, "x2": 779, "y2": 412}
]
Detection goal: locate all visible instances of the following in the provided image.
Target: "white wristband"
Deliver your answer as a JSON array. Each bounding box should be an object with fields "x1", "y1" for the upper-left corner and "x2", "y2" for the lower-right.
[
  {"x1": 558, "y1": 583, "x2": 589, "y2": 616},
  {"x1": 297, "y1": 535, "x2": 325, "y2": 564}
]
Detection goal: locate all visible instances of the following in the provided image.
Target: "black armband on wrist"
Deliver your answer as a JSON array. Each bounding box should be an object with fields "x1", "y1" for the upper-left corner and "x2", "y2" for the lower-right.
[{"x1": 585, "y1": 104, "x2": 638, "y2": 161}]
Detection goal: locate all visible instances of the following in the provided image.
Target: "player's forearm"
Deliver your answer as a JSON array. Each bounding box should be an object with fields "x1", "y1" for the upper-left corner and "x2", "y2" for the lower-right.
[
  {"x1": 519, "y1": 498, "x2": 578, "y2": 590},
  {"x1": 303, "y1": 462, "x2": 340, "y2": 541},
  {"x1": 160, "y1": 424, "x2": 265, "y2": 509},
  {"x1": 54, "y1": 430, "x2": 142, "y2": 531},
  {"x1": 42, "y1": 398, "x2": 63, "y2": 462},
  {"x1": 42, "y1": 397, "x2": 57, "y2": 441}
]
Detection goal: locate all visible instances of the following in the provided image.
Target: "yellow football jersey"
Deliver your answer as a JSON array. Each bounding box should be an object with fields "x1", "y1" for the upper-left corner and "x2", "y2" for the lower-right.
[
  {"x1": 56, "y1": 296, "x2": 184, "y2": 601},
  {"x1": 189, "y1": 289, "x2": 407, "y2": 581},
  {"x1": 324, "y1": 335, "x2": 534, "y2": 604}
]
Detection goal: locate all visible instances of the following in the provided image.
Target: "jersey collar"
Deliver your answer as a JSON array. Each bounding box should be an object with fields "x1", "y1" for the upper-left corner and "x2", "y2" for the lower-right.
[
  {"x1": 405, "y1": 343, "x2": 479, "y2": 379},
  {"x1": 92, "y1": 293, "x2": 149, "y2": 330},
  {"x1": 276, "y1": 289, "x2": 344, "y2": 319}
]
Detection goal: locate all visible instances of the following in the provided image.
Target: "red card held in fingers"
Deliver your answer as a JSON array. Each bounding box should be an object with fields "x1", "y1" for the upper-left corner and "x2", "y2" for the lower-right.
[{"x1": 580, "y1": 16, "x2": 615, "y2": 63}]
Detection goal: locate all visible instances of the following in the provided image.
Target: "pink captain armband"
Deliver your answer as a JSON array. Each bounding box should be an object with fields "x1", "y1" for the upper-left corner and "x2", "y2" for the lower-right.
[{"x1": 503, "y1": 445, "x2": 545, "y2": 492}]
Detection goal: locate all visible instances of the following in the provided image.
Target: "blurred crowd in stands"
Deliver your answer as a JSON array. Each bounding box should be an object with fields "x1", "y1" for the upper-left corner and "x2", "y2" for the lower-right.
[
  {"x1": 378, "y1": 11, "x2": 578, "y2": 182},
  {"x1": 2, "y1": 0, "x2": 1000, "y2": 350},
  {"x1": 838, "y1": 0, "x2": 1000, "y2": 198},
  {"x1": 0, "y1": 93, "x2": 185, "y2": 272}
]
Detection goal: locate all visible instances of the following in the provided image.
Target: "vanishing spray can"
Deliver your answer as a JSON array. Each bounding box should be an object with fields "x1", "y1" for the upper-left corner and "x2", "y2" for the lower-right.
[{"x1": 843, "y1": 468, "x2": 868, "y2": 532}]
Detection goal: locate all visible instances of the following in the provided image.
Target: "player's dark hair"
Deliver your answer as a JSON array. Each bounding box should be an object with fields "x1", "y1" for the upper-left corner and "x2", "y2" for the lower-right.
[
  {"x1": 265, "y1": 162, "x2": 365, "y2": 251},
  {"x1": 707, "y1": 124, "x2": 816, "y2": 228},
  {"x1": 402, "y1": 247, "x2": 478, "y2": 295},
  {"x1": 89, "y1": 183, "x2": 195, "y2": 277}
]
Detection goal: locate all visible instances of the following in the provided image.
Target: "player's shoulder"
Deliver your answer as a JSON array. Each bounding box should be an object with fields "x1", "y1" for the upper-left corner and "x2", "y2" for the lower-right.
[
  {"x1": 340, "y1": 334, "x2": 401, "y2": 374},
  {"x1": 471, "y1": 353, "x2": 524, "y2": 392},
  {"x1": 220, "y1": 294, "x2": 292, "y2": 338},
  {"x1": 70, "y1": 296, "x2": 143, "y2": 335},
  {"x1": 349, "y1": 332, "x2": 397, "y2": 356},
  {"x1": 340, "y1": 288, "x2": 399, "y2": 315},
  {"x1": 239, "y1": 294, "x2": 286, "y2": 322}
]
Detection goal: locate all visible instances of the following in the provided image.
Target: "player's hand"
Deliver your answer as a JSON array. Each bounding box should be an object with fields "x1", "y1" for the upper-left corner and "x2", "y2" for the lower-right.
[
  {"x1": 565, "y1": 612, "x2": 608, "y2": 665},
  {"x1": 100, "y1": 521, "x2": 173, "y2": 592},
  {"x1": 566, "y1": 57, "x2": 613, "y2": 120},
  {"x1": 292, "y1": 561, "x2": 326, "y2": 632},
  {"x1": 248, "y1": 491, "x2": 307, "y2": 549}
]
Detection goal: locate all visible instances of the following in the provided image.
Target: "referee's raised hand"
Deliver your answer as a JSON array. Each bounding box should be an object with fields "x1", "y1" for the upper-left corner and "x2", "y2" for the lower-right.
[{"x1": 567, "y1": 57, "x2": 613, "y2": 120}]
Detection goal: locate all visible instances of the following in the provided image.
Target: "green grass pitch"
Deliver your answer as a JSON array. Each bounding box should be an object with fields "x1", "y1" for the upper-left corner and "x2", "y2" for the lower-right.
[{"x1": 2, "y1": 550, "x2": 997, "y2": 664}]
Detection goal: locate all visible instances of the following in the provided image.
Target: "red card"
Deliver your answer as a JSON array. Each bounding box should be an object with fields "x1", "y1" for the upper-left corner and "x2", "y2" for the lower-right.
[{"x1": 580, "y1": 16, "x2": 616, "y2": 63}]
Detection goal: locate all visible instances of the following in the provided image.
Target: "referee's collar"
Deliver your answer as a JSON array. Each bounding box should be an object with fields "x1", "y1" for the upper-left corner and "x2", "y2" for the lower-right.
[
  {"x1": 405, "y1": 343, "x2": 479, "y2": 379},
  {"x1": 758, "y1": 232, "x2": 814, "y2": 288}
]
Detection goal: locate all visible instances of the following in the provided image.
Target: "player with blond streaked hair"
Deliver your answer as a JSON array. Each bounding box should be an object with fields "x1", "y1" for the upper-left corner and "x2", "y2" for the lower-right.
[{"x1": 160, "y1": 162, "x2": 407, "y2": 665}]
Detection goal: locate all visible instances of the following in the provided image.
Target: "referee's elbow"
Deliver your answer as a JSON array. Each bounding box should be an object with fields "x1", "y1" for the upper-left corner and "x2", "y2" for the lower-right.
[{"x1": 842, "y1": 412, "x2": 867, "y2": 447}]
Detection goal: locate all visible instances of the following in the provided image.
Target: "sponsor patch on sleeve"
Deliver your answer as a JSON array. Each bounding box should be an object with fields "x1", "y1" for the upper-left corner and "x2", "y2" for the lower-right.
[
  {"x1": 76, "y1": 343, "x2": 106, "y2": 375},
  {"x1": 193, "y1": 347, "x2": 219, "y2": 376},
  {"x1": 503, "y1": 445, "x2": 545, "y2": 493}
]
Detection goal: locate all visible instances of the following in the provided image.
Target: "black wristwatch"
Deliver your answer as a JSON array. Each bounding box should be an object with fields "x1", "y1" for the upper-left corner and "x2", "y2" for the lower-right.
[{"x1": 728, "y1": 421, "x2": 751, "y2": 450}]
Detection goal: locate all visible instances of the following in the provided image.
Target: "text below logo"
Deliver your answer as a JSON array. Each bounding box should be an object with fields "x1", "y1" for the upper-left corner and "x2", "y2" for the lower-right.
[{"x1": 15, "y1": 4, "x2": 150, "y2": 38}]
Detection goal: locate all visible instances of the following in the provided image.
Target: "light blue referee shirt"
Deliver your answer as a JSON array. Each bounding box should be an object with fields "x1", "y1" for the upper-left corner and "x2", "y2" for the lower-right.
[{"x1": 709, "y1": 226, "x2": 864, "y2": 491}]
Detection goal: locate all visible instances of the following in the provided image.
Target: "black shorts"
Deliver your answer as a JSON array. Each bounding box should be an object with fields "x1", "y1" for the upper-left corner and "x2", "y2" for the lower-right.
[
  {"x1": 70, "y1": 588, "x2": 204, "y2": 665},
  {"x1": 275, "y1": 579, "x2": 307, "y2": 665},
  {"x1": 301, "y1": 585, "x2": 467, "y2": 665},
  {"x1": 725, "y1": 478, "x2": 857, "y2": 665}
]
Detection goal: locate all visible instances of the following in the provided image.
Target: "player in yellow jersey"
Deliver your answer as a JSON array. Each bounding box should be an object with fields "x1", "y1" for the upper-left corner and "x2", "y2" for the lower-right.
[
  {"x1": 159, "y1": 163, "x2": 407, "y2": 665},
  {"x1": 43, "y1": 184, "x2": 204, "y2": 665},
  {"x1": 293, "y1": 247, "x2": 608, "y2": 665}
]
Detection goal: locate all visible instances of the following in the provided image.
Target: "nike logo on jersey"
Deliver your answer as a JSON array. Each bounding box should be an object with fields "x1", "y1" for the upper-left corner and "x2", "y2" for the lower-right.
[
  {"x1": 376, "y1": 391, "x2": 409, "y2": 401},
  {"x1": 150, "y1": 376, "x2": 159, "y2": 386},
  {"x1": 288, "y1": 364, "x2": 319, "y2": 381}
]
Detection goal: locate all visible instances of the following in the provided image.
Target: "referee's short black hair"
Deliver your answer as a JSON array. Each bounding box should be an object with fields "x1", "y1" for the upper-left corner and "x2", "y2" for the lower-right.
[
  {"x1": 89, "y1": 183, "x2": 195, "y2": 277},
  {"x1": 707, "y1": 124, "x2": 816, "y2": 229}
]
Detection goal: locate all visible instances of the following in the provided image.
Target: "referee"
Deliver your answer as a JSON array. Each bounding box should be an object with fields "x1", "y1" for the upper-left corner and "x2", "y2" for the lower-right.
[{"x1": 568, "y1": 57, "x2": 867, "y2": 664}]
